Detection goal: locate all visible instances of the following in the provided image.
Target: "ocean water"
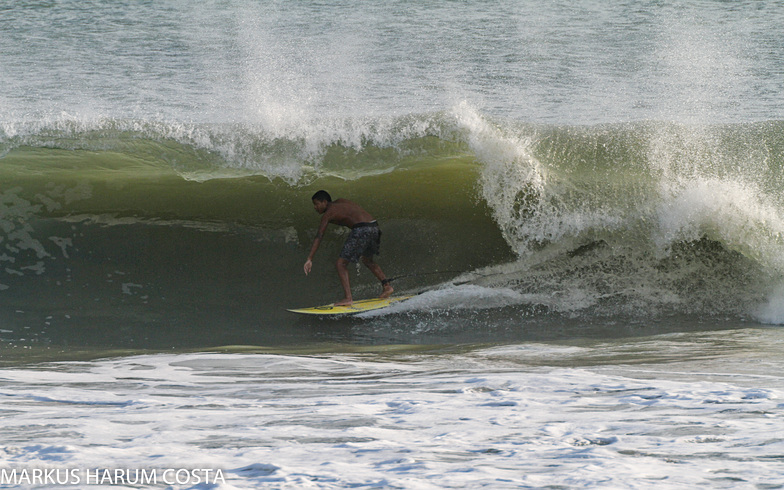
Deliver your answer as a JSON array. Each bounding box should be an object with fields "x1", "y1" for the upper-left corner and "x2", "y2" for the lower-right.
[{"x1": 2, "y1": 1, "x2": 784, "y2": 488}]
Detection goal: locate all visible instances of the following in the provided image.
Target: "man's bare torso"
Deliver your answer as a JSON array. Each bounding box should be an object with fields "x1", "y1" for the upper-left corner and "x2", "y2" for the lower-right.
[{"x1": 322, "y1": 198, "x2": 375, "y2": 229}]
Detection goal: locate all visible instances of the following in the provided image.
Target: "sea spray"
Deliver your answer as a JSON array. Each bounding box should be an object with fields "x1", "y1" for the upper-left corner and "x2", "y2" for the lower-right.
[{"x1": 453, "y1": 103, "x2": 549, "y2": 256}]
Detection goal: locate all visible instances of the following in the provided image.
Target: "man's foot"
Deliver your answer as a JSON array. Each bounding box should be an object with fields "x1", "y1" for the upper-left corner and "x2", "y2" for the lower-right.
[
  {"x1": 379, "y1": 283, "x2": 394, "y2": 299},
  {"x1": 335, "y1": 298, "x2": 353, "y2": 306}
]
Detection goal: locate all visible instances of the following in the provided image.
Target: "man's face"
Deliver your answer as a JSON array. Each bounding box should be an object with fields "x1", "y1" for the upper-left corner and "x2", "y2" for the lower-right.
[{"x1": 313, "y1": 199, "x2": 329, "y2": 214}]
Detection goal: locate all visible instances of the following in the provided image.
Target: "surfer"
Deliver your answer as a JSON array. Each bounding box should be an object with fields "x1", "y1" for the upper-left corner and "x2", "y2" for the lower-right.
[{"x1": 303, "y1": 190, "x2": 394, "y2": 306}]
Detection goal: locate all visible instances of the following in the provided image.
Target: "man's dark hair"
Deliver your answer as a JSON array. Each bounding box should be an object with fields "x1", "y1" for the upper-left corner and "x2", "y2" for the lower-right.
[{"x1": 311, "y1": 190, "x2": 332, "y2": 202}]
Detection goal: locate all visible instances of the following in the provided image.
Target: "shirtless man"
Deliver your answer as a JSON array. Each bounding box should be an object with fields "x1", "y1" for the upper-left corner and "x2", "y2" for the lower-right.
[{"x1": 303, "y1": 190, "x2": 393, "y2": 306}]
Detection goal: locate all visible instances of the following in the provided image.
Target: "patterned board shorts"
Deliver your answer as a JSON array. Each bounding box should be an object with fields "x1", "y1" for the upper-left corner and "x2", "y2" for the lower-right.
[{"x1": 339, "y1": 222, "x2": 381, "y2": 263}]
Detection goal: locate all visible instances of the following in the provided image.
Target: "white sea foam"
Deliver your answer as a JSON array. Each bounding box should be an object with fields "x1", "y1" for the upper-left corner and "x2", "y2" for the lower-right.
[
  {"x1": 1, "y1": 339, "x2": 783, "y2": 489},
  {"x1": 655, "y1": 177, "x2": 784, "y2": 269}
]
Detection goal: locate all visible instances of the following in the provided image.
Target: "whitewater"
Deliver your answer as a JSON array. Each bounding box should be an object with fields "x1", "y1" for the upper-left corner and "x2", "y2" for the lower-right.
[
  {"x1": 3, "y1": 335, "x2": 784, "y2": 488},
  {"x1": 2, "y1": 0, "x2": 784, "y2": 488}
]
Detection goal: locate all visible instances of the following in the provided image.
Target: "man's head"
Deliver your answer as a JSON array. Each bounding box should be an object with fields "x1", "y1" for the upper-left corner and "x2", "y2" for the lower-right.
[{"x1": 311, "y1": 190, "x2": 332, "y2": 214}]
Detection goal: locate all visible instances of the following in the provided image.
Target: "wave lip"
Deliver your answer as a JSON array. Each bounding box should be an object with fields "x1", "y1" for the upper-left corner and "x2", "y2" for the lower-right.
[{"x1": 0, "y1": 112, "x2": 467, "y2": 183}]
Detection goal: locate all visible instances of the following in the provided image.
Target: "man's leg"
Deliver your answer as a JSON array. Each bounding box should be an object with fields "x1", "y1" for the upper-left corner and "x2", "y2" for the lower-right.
[
  {"x1": 335, "y1": 258, "x2": 353, "y2": 305},
  {"x1": 361, "y1": 256, "x2": 393, "y2": 298}
]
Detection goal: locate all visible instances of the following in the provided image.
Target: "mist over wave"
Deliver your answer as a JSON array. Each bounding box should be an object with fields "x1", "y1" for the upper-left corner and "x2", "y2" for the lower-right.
[{"x1": 3, "y1": 0, "x2": 784, "y2": 356}]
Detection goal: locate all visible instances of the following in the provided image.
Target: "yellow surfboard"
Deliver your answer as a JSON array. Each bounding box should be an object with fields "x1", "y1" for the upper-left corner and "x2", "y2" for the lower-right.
[{"x1": 287, "y1": 296, "x2": 413, "y2": 316}]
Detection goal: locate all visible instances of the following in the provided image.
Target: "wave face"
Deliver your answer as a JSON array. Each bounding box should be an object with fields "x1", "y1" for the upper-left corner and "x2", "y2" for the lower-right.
[{"x1": 2, "y1": 107, "x2": 784, "y2": 353}]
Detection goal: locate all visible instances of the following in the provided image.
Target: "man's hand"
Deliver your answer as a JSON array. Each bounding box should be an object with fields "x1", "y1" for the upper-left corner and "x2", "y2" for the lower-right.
[{"x1": 304, "y1": 259, "x2": 313, "y2": 275}]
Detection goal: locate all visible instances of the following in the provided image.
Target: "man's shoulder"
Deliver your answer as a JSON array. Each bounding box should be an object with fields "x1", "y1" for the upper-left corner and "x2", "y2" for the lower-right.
[
  {"x1": 323, "y1": 200, "x2": 351, "y2": 219},
  {"x1": 331, "y1": 199, "x2": 361, "y2": 212}
]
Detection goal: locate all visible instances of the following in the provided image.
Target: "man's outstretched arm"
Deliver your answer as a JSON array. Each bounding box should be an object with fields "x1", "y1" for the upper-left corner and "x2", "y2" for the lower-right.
[
  {"x1": 304, "y1": 216, "x2": 330, "y2": 275},
  {"x1": 303, "y1": 236, "x2": 321, "y2": 275}
]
